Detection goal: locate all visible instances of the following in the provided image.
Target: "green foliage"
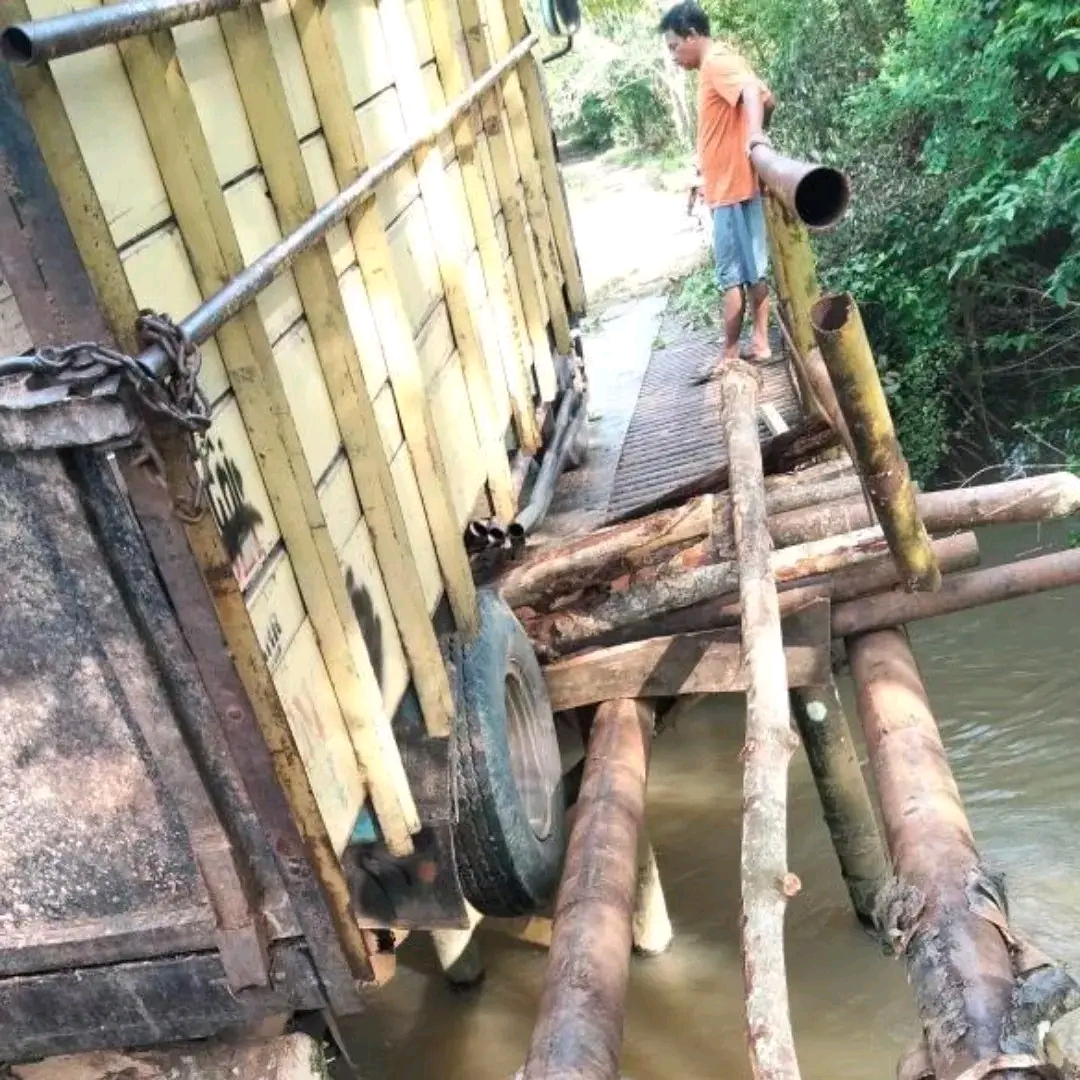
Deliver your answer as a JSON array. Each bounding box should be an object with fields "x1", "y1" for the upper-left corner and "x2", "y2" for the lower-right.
[
  {"x1": 550, "y1": 0, "x2": 1079, "y2": 482},
  {"x1": 672, "y1": 263, "x2": 719, "y2": 328}
]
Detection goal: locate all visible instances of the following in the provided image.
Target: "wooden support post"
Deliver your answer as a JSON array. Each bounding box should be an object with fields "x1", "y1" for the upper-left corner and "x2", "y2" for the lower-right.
[
  {"x1": 847, "y1": 630, "x2": 1041, "y2": 1080},
  {"x1": 376, "y1": 0, "x2": 517, "y2": 520},
  {"x1": 720, "y1": 360, "x2": 802, "y2": 1080},
  {"x1": 455, "y1": 0, "x2": 559, "y2": 403},
  {"x1": 420, "y1": 0, "x2": 542, "y2": 453},
  {"x1": 522, "y1": 698, "x2": 654, "y2": 1080},
  {"x1": 770, "y1": 471, "x2": 1080, "y2": 547},
  {"x1": 110, "y1": 19, "x2": 418, "y2": 853},
  {"x1": 790, "y1": 682, "x2": 888, "y2": 927},
  {"x1": 633, "y1": 836, "x2": 673, "y2": 957},
  {"x1": 284, "y1": 0, "x2": 480, "y2": 634},
  {"x1": 500, "y1": 0, "x2": 587, "y2": 317},
  {"x1": 832, "y1": 547, "x2": 1080, "y2": 637},
  {"x1": 811, "y1": 293, "x2": 940, "y2": 592}
]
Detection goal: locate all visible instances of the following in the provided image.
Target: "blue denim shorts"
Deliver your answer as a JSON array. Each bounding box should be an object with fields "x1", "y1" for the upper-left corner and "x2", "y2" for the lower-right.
[{"x1": 712, "y1": 194, "x2": 769, "y2": 290}]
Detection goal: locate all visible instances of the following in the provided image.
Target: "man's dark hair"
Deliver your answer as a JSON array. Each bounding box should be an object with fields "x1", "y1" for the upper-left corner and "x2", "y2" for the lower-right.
[{"x1": 658, "y1": 1, "x2": 710, "y2": 38}]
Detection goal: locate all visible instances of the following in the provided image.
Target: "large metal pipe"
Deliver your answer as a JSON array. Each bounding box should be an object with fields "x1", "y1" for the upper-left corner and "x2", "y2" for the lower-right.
[
  {"x1": 750, "y1": 144, "x2": 851, "y2": 231},
  {"x1": 0, "y1": 32, "x2": 539, "y2": 382},
  {"x1": 1, "y1": 0, "x2": 266, "y2": 65},
  {"x1": 513, "y1": 387, "x2": 585, "y2": 536},
  {"x1": 521, "y1": 698, "x2": 654, "y2": 1080}
]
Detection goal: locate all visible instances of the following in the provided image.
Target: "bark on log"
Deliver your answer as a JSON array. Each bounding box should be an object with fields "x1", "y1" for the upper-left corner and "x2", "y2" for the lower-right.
[
  {"x1": 521, "y1": 699, "x2": 653, "y2": 1080},
  {"x1": 500, "y1": 465, "x2": 860, "y2": 611},
  {"x1": 848, "y1": 631, "x2": 1033, "y2": 1080},
  {"x1": 790, "y1": 681, "x2": 888, "y2": 927},
  {"x1": 832, "y1": 547, "x2": 1080, "y2": 637},
  {"x1": 811, "y1": 294, "x2": 940, "y2": 591},
  {"x1": 603, "y1": 417, "x2": 836, "y2": 525},
  {"x1": 542, "y1": 600, "x2": 832, "y2": 711},
  {"x1": 828, "y1": 532, "x2": 980, "y2": 604},
  {"x1": 524, "y1": 526, "x2": 889, "y2": 659},
  {"x1": 770, "y1": 472, "x2": 1080, "y2": 548},
  {"x1": 721, "y1": 361, "x2": 802, "y2": 1080}
]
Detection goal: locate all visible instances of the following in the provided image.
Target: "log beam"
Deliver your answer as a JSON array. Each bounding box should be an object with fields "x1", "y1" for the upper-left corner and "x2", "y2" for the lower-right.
[
  {"x1": 848, "y1": 630, "x2": 1038, "y2": 1080},
  {"x1": 811, "y1": 294, "x2": 939, "y2": 591},
  {"x1": 521, "y1": 699, "x2": 654, "y2": 1080},
  {"x1": 832, "y1": 547, "x2": 1080, "y2": 637},
  {"x1": 721, "y1": 361, "x2": 802, "y2": 1080}
]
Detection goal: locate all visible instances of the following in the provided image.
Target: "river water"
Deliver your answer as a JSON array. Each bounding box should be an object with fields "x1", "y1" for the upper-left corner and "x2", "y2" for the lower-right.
[{"x1": 344, "y1": 517, "x2": 1080, "y2": 1078}]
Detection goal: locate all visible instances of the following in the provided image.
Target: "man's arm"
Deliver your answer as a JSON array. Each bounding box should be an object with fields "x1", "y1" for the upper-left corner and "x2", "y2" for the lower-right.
[{"x1": 742, "y1": 80, "x2": 767, "y2": 142}]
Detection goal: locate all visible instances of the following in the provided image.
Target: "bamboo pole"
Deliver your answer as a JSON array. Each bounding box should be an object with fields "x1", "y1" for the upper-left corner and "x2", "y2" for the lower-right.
[
  {"x1": 847, "y1": 630, "x2": 1038, "y2": 1080},
  {"x1": 720, "y1": 361, "x2": 802, "y2": 1080},
  {"x1": 789, "y1": 682, "x2": 888, "y2": 926},
  {"x1": 810, "y1": 293, "x2": 940, "y2": 592},
  {"x1": 770, "y1": 472, "x2": 1080, "y2": 547},
  {"x1": 521, "y1": 698, "x2": 654, "y2": 1080},
  {"x1": 523, "y1": 525, "x2": 890, "y2": 659},
  {"x1": 832, "y1": 547, "x2": 1080, "y2": 637}
]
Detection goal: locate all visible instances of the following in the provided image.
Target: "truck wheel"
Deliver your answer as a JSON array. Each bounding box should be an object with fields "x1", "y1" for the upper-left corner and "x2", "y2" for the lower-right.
[{"x1": 452, "y1": 589, "x2": 567, "y2": 917}]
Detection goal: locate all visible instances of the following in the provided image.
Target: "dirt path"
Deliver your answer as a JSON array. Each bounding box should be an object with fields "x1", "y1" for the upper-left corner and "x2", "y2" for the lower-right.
[{"x1": 562, "y1": 150, "x2": 709, "y2": 313}]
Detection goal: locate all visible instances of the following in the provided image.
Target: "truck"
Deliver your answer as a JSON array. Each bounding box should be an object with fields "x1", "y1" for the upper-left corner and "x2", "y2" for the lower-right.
[{"x1": 0, "y1": 0, "x2": 586, "y2": 1063}]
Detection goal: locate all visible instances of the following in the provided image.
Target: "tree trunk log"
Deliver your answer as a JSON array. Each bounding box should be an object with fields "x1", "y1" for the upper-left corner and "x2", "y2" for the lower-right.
[
  {"x1": 811, "y1": 294, "x2": 940, "y2": 591},
  {"x1": 832, "y1": 547, "x2": 1080, "y2": 637},
  {"x1": 521, "y1": 699, "x2": 653, "y2": 1080},
  {"x1": 524, "y1": 526, "x2": 890, "y2": 659},
  {"x1": 790, "y1": 681, "x2": 888, "y2": 927},
  {"x1": 721, "y1": 361, "x2": 802, "y2": 1080},
  {"x1": 847, "y1": 630, "x2": 1032, "y2": 1080},
  {"x1": 770, "y1": 472, "x2": 1080, "y2": 548}
]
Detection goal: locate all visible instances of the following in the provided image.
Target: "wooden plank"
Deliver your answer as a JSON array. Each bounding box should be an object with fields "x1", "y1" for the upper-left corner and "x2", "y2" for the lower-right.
[
  {"x1": 3, "y1": 17, "x2": 375, "y2": 982},
  {"x1": 215, "y1": 3, "x2": 462, "y2": 733},
  {"x1": 264, "y1": 0, "x2": 321, "y2": 139},
  {"x1": 355, "y1": 86, "x2": 420, "y2": 225},
  {"x1": 378, "y1": 0, "x2": 517, "y2": 519},
  {"x1": 543, "y1": 601, "x2": 832, "y2": 711},
  {"x1": 113, "y1": 21, "x2": 420, "y2": 853},
  {"x1": 284, "y1": 0, "x2": 480, "y2": 633},
  {"x1": 453, "y1": 0, "x2": 557, "y2": 404},
  {"x1": 247, "y1": 547, "x2": 306, "y2": 673},
  {"x1": 0, "y1": 287, "x2": 31, "y2": 355},
  {"x1": 481, "y1": 0, "x2": 573, "y2": 359},
  {"x1": 500, "y1": 0, "x2": 586, "y2": 316},
  {"x1": 421, "y1": 0, "x2": 540, "y2": 451},
  {"x1": 429, "y1": 353, "x2": 486, "y2": 525}
]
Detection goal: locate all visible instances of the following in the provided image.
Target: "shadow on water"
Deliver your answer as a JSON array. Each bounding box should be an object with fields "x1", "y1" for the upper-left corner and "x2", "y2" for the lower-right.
[{"x1": 341, "y1": 519, "x2": 1080, "y2": 1079}]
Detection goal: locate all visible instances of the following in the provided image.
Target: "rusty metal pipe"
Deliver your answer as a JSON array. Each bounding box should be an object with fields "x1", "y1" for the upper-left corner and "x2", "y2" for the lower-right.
[
  {"x1": 522, "y1": 699, "x2": 654, "y2": 1080},
  {"x1": 750, "y1": 144, "x2": 851, "y2": 231},
  {"x1": 1, "y1": 0, "x2": 267, "y2": 65}
]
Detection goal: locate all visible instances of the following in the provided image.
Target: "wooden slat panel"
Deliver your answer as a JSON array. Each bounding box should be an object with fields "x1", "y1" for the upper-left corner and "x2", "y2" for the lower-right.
[
  {"x1": 465, "y1": 248, "x2": 511, "y2": 428},
  {"x1": 385, "y1": 199, "x2": 443, "y2": 335},
  {"x1": 338, "y1": 264, "x2": 389, "y2": 392},
  {"x1": 415, "y1": 300, "x2": 455, "y2": 386},
  {"x1": 373, "y1": 381, "x2": 405, "y2": 459},
  {"x1": 172, "y1": 17, "x2": 259, "y2": 186},
  {"x1": 26, "y1": 0, "x2": 171, "y2": 246},
  {"x1": 120, "y1": 224, "x2": 229, "y2": 406},
  {"x1": 199, "y1": 395, "x2": 282, "y2": 590},
  {"x1": 300, "y1": 135, "x2": 354, "y2": 276},
  {"x1": 247, "y1": 546, "x2": 306, "y2": 673},
  {"x1": 390, "y1": 448, "x2": 442, "y2": 613},
  {"x1": 319, "y1": 453, "x2": 364, "y2": 553},
  {"x1": 338, "y1": 518, "x2": 409, "y2": 714},
  {"x1": 273, "y1": 620, "x2": 366, "y2": 853},
  {"x1": 223, "y1": 171, "x2": 304, "y2": 344},
  {"x1": 264, "y1": 0, "x2": 321, "y2": 139},
  {"x1": 354, "y1": 87, "x2": 420, "y2": 228},
  {"x1": 325, "y1": 0, "x2": 393, "y2": 105},
  {"x1": 217, "y1": 2, "x2": 458, "y2": 742},
  {"x1": 429, "y1": 354, "x2": 486, "y2": 526}
]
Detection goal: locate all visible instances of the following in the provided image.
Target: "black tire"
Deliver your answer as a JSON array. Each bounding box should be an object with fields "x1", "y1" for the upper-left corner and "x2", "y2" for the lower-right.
[{"x1": 452, "y1": 589, "x2": 567, "y2": 917}]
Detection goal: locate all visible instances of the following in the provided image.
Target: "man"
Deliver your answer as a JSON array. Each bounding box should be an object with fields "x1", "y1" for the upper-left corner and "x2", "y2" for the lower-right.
[{"x1": 660, "y1": 2, "x2": 774, "y2": 366}]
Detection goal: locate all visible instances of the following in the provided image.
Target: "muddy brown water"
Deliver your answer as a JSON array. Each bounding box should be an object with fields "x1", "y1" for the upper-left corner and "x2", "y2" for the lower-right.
[{"x1": 342, "y1": 518, "x2": 1080, "y2": 1079}]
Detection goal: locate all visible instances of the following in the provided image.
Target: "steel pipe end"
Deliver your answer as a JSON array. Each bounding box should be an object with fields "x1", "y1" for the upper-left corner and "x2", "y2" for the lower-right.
[
  {"x1": 0, "y1": 26, "x2": 35, "y2": 65},
  {"x1": 794, "y1": 165, "x2": 851, "y2": 230},
  {"x1": 508, "y1": 522, "x2": 527, "y2": 548}
]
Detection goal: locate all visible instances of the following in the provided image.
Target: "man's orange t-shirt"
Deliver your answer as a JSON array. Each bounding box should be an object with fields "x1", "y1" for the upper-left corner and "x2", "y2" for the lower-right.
[{"x1": 697, "y1": 42, "x2": 767, "y2": 208}]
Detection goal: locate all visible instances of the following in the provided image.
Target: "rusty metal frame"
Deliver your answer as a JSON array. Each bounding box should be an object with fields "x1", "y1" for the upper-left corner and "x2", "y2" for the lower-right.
[{"x1": 0, "y1": 61, "x2": 366, "y2": 1018}]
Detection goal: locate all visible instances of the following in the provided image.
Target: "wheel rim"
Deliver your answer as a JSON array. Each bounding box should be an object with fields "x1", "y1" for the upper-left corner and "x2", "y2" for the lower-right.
[{"x1": 505, "y1": 661, "x2": 560, "y2": 841}]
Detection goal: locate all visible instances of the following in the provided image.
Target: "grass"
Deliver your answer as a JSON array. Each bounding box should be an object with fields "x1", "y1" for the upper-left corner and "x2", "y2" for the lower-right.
[{"x1": 672, "y1": 262, "x2": 720, "y2": 329}]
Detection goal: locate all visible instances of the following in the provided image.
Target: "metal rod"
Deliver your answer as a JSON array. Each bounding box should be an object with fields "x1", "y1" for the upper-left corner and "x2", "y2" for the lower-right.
[
  {"x1": 513, "y1": 386, "x2": 584, "y2": 535},
  {"x1": 1, "y1": 0, "x2": 267, "y2": 65},
  {"x1": 522, "y1": 698, "x2": 654, "y2": 1080},
  {"x1": 0, "y1": 32, "x2": 538, "y2": 382}
]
